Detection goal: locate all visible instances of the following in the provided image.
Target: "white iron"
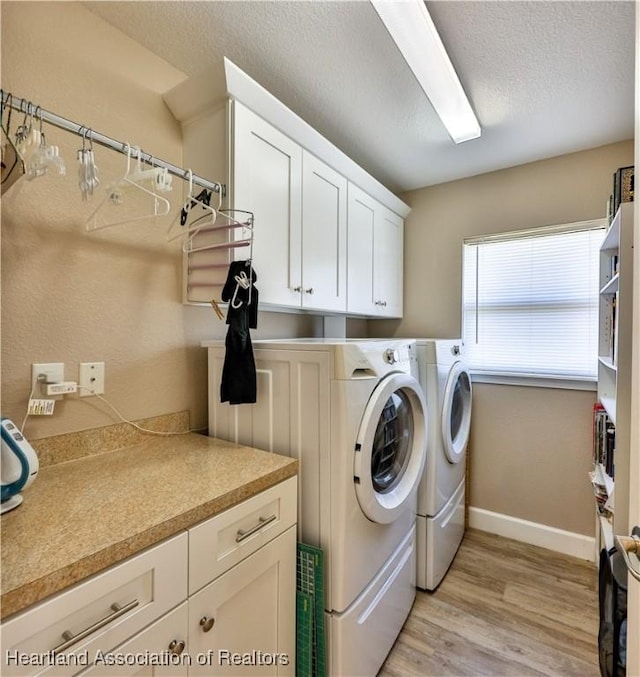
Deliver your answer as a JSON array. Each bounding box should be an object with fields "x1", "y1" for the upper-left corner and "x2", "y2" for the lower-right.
[{"x1": 1, "y1": 418, "x2": 39, "y2": 514}]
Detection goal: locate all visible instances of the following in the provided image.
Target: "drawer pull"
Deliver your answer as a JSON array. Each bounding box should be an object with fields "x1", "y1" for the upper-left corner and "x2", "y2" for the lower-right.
[
  {"x1": 235, "y1": 514, "x2": 277, "y2": 543},
  {"x1": 200, "y1": 616, "x2": 215, "y2": 632},
  {"x1": 53, "y1": 599, "x2": 139, "y2": 654},
  {"x1": 168, "y1": 639, "x2": 186, "y2": 655}
]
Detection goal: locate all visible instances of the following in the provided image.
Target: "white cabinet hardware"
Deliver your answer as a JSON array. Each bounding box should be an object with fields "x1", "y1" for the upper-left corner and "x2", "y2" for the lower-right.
[
  {"x1": 53, "y1": 599, "x2": 139, "y2": 654},
  {"x1": 235, "y1": 513, "x2": 278, "y2": 542},
  {"x1": 199, "y1": 616, "x2": 215, "y2": 632}
]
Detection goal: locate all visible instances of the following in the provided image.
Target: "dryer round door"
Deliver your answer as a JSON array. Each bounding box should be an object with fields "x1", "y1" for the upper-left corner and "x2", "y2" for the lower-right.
[
  {"x1": 442, "y1": 362, "x2": 472, "y2": 464},
  {"x1": 353, "y1": 372, "x2": 427, "y2": 524}
]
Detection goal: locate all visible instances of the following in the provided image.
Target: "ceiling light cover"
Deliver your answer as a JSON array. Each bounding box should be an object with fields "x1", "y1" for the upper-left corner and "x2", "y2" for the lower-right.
[{"x1": 371, "y1": 0, "x2": 481, "y2": 143}]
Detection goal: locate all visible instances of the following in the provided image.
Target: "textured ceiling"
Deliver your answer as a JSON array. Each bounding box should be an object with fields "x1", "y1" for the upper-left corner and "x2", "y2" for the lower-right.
[{"x1": 85, "y1": 0, "x2": 635, "y2": 194}]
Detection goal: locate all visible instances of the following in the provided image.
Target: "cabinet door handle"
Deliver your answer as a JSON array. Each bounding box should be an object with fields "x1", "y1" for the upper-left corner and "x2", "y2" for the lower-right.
[
  {"x1": 304, "y1": 288, "x2": 314, "y2": 295},
  {"x1": 235, "y1": 514, "x2": 277, "y2": 542},
  {"x1": 293, "y1": 286, "x2": 302, "y2": 293},
  {"x1": 168, "y1": 639, "x2": 186, "y2": 655},
  {"x1": 53, "y1": 599, "x2": 139, "y2": 654},
  {"x1": 200, "y1": 616, "x2": 215, "y2": 632}
]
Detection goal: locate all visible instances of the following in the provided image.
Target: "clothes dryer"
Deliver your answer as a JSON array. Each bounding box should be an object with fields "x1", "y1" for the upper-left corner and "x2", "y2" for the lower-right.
[
  {"x1": 414, "y1": 339, "x2": 472, "y2": 590},
  {"x1": 203, "y1": 338, "x2": 428, "y2": 676}
]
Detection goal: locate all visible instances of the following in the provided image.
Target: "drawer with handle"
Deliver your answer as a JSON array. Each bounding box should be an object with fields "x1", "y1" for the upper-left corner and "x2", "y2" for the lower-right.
[
  {"x1": 76, "y1": 602, "x2": 189, "y2": 677},
  {"x1": 1, "y1": 533, "x2": 188, "y2": 676},
  {"x1": 188, "y1": 477, "x2": 297, "y2": 594}
]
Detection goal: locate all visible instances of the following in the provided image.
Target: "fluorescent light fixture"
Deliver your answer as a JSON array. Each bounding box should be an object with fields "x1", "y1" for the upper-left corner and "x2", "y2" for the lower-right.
[{"x1": 371, "y1": 0, "x2": 481, "y2": 143}]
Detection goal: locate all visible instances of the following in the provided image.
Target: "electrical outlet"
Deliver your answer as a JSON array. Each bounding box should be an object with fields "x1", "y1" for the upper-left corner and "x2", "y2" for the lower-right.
[
  {"x1": 78, "y1": 362, "x2": 105, "y2": 397},
  {"x1": 31, "y1": 363, "x2": 64, "y2": 398}
]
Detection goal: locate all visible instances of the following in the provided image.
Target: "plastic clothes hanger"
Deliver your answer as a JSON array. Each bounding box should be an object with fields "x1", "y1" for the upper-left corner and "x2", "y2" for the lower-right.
[
  {"x1": 86, "y1": 144, "x2": 171, "y2": 231},
  {"x1": 167, "y1": 170, "x2": 217, "y2": 248},
  {"x1": 24, "y1": 108, "x2": 65, "y2": 181},
  {"x1": 182, "y1": 208, "x2": 254, "y2": 255},
  {"x1": 77, "y1": 128, "x2": 99, "y2": 200}
]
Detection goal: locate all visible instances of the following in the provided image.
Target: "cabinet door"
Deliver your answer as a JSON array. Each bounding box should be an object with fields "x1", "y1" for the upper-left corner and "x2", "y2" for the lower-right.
[
  {"x1": 374, "y1": 206, "x2": 404, "y2": 317},
  {"x1": 301, "y1": 151, "x2": 347, "y2": 312},
  {"x1": 77, "y1": 603, "x2": 189, "y2": 677},
  {"x1": 346, "y1": 183, "x2": 376, "y2": 315},
  {"x1": 188, "y1": 526, "x2": 296, "y2": 676},
  {"x1": 232, "y1": 102, "x2": 302, "y2": 308}
]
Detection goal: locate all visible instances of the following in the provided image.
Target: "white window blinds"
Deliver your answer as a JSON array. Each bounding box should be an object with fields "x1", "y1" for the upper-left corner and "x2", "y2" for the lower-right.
[{"x1": 462, "y1": 222, "x2": 606, "y2": 379}]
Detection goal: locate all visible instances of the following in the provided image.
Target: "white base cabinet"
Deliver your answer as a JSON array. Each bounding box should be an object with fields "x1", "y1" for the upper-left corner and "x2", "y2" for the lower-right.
[
  {"x1": 1, "y1": 534, "x2": 189, "y2": 677},
  {"x1": 1, "y1": 478, "x2": 297, "y2": 677},
  {"x1": 188, "y1": 527, "x2": 296, "y2": 676}
]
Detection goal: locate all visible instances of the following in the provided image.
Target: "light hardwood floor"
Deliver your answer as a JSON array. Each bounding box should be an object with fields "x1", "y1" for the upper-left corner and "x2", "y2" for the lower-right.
[{"x1": 379, "y1": 529, "x2": 599, "y2": 677}]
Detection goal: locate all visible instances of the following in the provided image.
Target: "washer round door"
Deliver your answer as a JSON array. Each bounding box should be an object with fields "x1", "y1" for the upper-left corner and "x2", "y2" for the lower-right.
[
  {"x1": 442, "y1": 362, "x2": 472, "y2": 464},
  {"x1": 353, "y1": 372, "x2": 427, "y2": 524}
]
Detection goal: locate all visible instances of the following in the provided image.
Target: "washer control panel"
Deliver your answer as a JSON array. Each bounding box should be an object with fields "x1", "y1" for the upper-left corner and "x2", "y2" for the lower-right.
[
  {"x1": 381, "y1": 342, "x2": 416, "y2": 372},
  {"x1": 383, "y1": 348, "x2": 399, "y2": 364}
]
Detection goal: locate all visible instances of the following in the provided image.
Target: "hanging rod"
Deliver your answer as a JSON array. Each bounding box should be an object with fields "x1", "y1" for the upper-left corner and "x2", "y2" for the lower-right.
[{"x1": 0, "y1": 89, "x2": 223, "y2": 195}]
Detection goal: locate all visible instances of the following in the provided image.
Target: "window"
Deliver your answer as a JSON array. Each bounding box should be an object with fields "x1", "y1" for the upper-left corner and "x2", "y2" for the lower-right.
[{"x1": 462, "y1": 220, "x2": 606, "y2": 386}]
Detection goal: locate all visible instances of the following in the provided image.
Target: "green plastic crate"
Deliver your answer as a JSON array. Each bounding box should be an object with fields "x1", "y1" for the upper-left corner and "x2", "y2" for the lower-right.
[{"x1": 296, "y1": 543, "x2": 327, "y2": 677}]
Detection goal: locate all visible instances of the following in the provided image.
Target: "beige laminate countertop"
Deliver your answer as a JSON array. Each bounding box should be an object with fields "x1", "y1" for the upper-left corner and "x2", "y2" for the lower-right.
[{"x1": 0, "y1": 433, "x2": 298, "y2": 620}]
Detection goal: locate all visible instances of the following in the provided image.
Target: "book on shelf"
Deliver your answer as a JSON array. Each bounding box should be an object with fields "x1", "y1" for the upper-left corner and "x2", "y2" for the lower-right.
[
  {"x1": 603, "y1": 293, "x2": 618, "y2": 364},
  {"x1": 592, "y1": 403, "x2": 615, "y2": 480},
  {"x1": 606, "y1": 194, "x2": 614, "y2": 225},
  {"x1": 611, "y1": 254, "x2": 619, "y2": 278},
  {"x1": 612, "y1": 165, "x2": 634, "y2": 215},
  {"x1": 590, "y1": 476, "x2": 614, "y2": 518},
  {"x1": 612, "y1": 292, "x2": 618, "y2": 365}
]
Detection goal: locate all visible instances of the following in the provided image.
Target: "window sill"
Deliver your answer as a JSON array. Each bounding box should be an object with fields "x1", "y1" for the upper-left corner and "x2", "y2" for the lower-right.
[{"x1": 470, "y1": 371, "x2": 597, "y2": 391}]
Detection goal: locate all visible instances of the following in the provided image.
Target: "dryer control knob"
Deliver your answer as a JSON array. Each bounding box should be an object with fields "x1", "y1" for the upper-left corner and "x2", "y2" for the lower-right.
[
  {"x1": 452, "y1": 344, "x2": 461, "y2": 356},
  {"x1": 384, "y1": 348, "x2": 399, "y2": 364}
]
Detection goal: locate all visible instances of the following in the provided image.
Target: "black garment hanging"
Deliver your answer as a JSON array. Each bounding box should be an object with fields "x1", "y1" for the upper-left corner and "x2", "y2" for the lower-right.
[{"x1": 220, "y1": 260, "x2": 258, "y2": 405}]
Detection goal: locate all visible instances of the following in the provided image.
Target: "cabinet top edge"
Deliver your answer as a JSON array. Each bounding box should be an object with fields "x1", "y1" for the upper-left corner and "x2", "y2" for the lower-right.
[{"x1": 164, "y1": 58, "x2": 410, "y2": 218}]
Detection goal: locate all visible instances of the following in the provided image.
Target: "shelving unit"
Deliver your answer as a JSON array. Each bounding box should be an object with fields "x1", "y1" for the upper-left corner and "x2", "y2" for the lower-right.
[{"x1": 594, "y1": 201, "x2": 634, "y2": 548}]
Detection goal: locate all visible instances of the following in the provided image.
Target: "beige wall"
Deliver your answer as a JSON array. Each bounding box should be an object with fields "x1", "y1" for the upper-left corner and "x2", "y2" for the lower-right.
[
  {"x1": 0, "y1": 2, "x2": 317, "y2": 439},
  {"x1": 371, "y1": 140, "x2": 635, "y2": 536}
]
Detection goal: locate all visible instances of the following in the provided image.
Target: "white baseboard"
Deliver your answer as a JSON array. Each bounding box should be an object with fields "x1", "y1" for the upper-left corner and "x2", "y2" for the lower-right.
[{"x1": 468, "y1": 506, "x2": 595, "y2": 561}]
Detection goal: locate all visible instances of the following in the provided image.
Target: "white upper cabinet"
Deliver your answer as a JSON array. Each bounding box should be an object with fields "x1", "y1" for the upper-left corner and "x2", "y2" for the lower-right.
[
  {"x1": 375, "y1": 204, "x2": 403, "y2": 318},
  {"x1": 232, "y1": 106, "x2": 347, "y2": 312},
  {"x1": 164, "y1": 59, "x2": 409, "y2": 317},
  {"x1": 301, "y1": 150, "x2": 347, "y2": 312},
  {"x1": 232, "y1": 102, "x2": 302, "y2": 308},
  {"x1": 347, "y1": 183, "x2": 403, "y2": 318},
  {"x1": 347, "y1": 184, "x2": 376, "y2": 315}
]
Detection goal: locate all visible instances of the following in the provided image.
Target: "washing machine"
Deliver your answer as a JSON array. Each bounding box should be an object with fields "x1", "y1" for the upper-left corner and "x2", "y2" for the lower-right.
[
  {"x1": 414, "y1": 339, "x2": 472, "y2": 590},
  {"x1": 203, "y1": 338, "x2": 428, "y2": 676}
]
